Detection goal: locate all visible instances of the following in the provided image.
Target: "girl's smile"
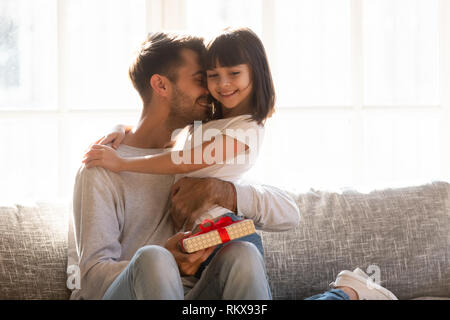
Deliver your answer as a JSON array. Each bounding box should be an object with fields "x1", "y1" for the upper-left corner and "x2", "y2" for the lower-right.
[{"x1": 219, "y1": 89, "x2": 238, "y2": 98}]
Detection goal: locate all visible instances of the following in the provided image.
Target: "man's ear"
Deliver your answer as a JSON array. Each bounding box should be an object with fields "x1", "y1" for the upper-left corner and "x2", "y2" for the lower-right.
[{"x1": 150, "y1": 74, "x2": 171, "y2": 97}]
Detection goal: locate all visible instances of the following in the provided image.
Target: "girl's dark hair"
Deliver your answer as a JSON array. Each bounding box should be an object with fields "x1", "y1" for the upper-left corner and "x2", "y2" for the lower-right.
[{"x1": 206, "y1": 27, "x2": 276, "y2": 125}]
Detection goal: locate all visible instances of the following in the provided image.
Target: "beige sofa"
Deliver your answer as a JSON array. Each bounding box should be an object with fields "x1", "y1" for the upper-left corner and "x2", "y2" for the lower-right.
[{"x1": 1, "y1": 181, "x2": 449, "y2": 299}]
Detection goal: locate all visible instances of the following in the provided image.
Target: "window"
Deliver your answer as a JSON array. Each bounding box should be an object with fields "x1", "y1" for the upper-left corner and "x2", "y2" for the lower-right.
[
  {"x1": 63, "y1": 0, "x2": 146, "y2": 109},
  {"x1": 175, "y1": 0, "x2": 449, "y2": 189},
  {"x1": 184, "y1": 0, "x2": 262, "y2": 37},
  {"x1": 0, "y1": 0, "x2": 57, "y2": 109},
  {"x1": 363, "y1": 0, "x2": 439, "y2": 105},
  {"x1": 1, "y1": 0, "x2": 449, "y2": 201},
  {"x1": 272, "y1": 0, "x2": 352, "y2": 107},
  {"x1": 0, "y1": 0, "x2": 145, "y2": 201}
]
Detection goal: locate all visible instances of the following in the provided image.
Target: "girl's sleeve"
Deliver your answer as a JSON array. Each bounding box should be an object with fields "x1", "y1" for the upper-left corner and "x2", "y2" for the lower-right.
[{"x1": 219, "y1": 116, "x2": 265, "y2": 154}]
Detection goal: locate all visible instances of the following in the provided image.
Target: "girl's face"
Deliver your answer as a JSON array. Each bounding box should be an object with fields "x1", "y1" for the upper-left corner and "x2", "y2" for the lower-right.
[{"x1": 206, "y1": 63, "x2": 253, "y2": 116}]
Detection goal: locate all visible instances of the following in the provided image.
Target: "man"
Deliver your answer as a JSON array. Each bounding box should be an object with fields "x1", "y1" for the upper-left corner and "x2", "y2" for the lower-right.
[{"x1": 68, "y1": 32, "x2": 300, "y2": 300}]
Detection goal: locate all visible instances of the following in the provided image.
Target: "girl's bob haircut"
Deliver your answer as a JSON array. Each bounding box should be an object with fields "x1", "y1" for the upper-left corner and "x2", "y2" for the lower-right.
[{"x1": 206, "y1": 27, "x2": 275, "y2": 125}]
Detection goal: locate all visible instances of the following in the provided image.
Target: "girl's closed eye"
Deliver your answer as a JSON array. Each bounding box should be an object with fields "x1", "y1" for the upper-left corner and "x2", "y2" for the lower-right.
[{"x1": 207, "y1": 73, "x2": 218, "y2": 78}]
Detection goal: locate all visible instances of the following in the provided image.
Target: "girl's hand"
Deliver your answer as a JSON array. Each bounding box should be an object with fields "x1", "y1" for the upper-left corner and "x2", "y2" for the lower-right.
[
  {"x1": 97, "y1": 124, "x2": 128, "y2": 149},
  {"x1": 82, "y1": 144, "x2": 125, "y2": 173}
]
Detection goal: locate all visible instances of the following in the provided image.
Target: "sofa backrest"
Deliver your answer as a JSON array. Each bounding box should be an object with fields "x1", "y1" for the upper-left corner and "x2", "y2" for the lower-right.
[{"x1": 259, "y1": 181, "x2": 450, "y2": 299}]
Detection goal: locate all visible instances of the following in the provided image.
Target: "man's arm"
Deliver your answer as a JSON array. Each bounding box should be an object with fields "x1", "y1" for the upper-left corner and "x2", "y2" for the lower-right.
[
  {"x1": 170, "y1": 177, "x2": 300, "y2": 232},
  {"x1": 233, "y1": 182, "x2": 300, "y2": 231},
  {"x1": 71, "y1": 166, "x2": 129, "y2": 299}
]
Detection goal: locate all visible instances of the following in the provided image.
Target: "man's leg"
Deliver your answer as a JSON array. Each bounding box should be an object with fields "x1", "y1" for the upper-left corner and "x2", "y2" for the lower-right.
[
  {"x1": 185, "y1": 241, "x2": 272, "y2": 300},
  {"x1": 102, "y1": 245, "x2": 184, "y2": 300}
]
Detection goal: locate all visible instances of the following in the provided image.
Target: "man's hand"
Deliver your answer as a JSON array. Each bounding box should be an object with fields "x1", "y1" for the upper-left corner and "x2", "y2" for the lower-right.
[
  {"x1": 169, "y1": 177, "x2": 237, "y2": 231},
  {"x1": 164, "y1": 232, "x2": 216, "y2": 276}
]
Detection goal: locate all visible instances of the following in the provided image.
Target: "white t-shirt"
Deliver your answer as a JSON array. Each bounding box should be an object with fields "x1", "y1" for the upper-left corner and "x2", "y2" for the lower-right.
[{"x1": 175, "y1": 114, "x2": 265, "y2": 225}]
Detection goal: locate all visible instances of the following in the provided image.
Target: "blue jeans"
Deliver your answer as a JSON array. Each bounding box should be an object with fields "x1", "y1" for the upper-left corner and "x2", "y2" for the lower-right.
[
  {"x1": 102, "y1": 241, "x2": 271, "y2": 300},
  {"x1": 305, "y1": 289, "x2": 350, "y2": 300}
]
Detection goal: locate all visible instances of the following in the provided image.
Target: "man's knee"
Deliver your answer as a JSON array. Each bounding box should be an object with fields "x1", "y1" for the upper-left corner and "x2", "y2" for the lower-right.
[
  {"x1": 221, "y1": 241, "x2": 262, "y2": 258},
  {"x1": 216, "y1": 241, "x2": 264, "y2": 274},
  {"x1": 202, "y1": 242, "x2": 271, "y2": 300},
  {"x1": 127, "y1": 245, "x2": 183, "y2": 299},
  {"x1": 132, "y1": 245, "x2": 177, "y2": 273}
]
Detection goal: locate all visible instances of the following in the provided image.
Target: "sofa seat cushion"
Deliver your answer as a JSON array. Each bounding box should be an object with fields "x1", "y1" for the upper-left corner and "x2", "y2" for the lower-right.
[{"x1": 0, "y1": 201, "x2": 71, "y2": 299}]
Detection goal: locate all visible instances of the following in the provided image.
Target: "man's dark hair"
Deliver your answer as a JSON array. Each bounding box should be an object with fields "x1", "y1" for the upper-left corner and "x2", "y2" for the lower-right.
[
  {"x1": 206, "y1": 27, "x2": 276, "y2": 125},
  {"x1": 129, "y1": 32, "x2": 206, "y2": 103}
]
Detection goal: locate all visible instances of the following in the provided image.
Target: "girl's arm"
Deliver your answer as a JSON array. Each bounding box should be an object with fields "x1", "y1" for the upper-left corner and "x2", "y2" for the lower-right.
[{"x1": 82, "y1": 135, "x2": 249, "y2": 174}]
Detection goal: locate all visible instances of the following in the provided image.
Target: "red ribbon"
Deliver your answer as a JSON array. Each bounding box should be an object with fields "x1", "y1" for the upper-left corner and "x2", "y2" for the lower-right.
[
  {"x1": 194, "y1": 216, "x2": 239, "y2": 243},
  {"x1": 180, "y1": 216, "x2": 240, "y2": 252}
]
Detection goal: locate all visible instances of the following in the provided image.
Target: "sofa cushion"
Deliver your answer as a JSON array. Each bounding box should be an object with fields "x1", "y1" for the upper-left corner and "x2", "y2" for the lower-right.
[
  {"x1": 0, "y1": 201, "x2": 71, "y2": 299},
  {"x1": 259, "y1": 181, "x2": 450, "y2": 300}
]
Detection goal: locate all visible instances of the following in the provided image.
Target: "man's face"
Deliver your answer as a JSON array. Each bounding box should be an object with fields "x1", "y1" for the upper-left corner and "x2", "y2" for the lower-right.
[{"x1": 168, "y1": 49, "x2": 210, "y2": 127}]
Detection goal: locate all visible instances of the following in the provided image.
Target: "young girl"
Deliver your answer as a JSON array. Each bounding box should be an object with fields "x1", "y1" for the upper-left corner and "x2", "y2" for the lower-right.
[{"x1": 83, "y1": 27, "x2": 275, "y2": 275}]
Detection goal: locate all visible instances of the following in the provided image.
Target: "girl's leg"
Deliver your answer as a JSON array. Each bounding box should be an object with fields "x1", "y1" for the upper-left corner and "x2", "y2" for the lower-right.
[{"x1": 305, "y1": 289, "x2": 351, "y2": 300}]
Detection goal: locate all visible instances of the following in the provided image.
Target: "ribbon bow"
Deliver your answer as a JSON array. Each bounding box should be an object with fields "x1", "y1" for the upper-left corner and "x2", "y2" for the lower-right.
[{"x1": 194, "y1": 216, "x2": 239, "y2": 243}]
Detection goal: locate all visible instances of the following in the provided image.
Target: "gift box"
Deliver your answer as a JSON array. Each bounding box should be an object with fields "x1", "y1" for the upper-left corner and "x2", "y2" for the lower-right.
[{"x1": 180, "y1": 216, "x2": 256, "y2": 253}]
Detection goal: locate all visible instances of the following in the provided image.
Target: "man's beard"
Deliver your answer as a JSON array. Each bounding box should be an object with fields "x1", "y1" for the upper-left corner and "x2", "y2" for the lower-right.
[{"x1": 168, "y1": 85, "x2": 209, "y2": 131}]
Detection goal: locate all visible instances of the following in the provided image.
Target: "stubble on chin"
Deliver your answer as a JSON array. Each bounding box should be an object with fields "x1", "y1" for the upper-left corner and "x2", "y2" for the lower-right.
[{"x1": 169, "y1": 90, "x2": 209, "y2": 131}]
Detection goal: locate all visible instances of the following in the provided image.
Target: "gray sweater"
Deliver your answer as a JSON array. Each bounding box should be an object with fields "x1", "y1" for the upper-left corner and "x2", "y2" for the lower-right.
[{"x1": 69, "y1": 144, "x2": 300, "y2": 300}]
